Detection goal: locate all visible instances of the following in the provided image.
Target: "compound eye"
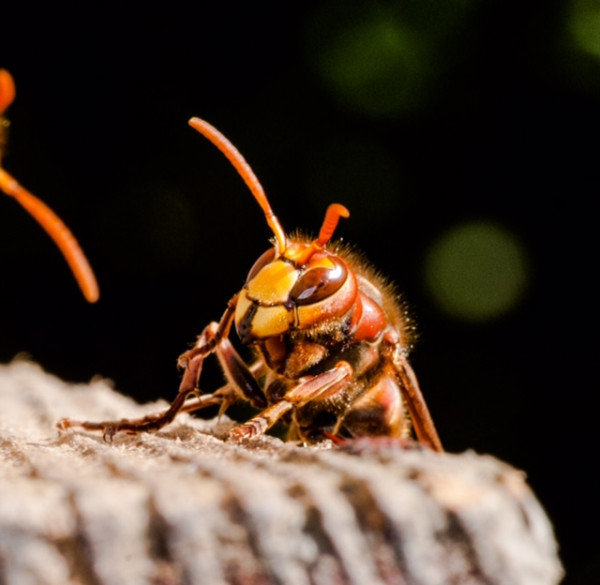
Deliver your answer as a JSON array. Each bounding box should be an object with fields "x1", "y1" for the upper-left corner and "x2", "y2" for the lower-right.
[
  {"x1": 290, "y1": 258, "x2": 347, "y2": 305},
  {"x1": 246, "y1": 248, "x2": 276, "y2": 282}
]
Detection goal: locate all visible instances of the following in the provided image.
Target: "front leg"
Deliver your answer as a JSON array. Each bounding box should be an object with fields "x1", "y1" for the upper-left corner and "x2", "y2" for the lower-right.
[
  {"x1": 58, "y1": 296, "x2": 245, "y2": 439},
  {"x1": 229, "y1": 361, "x2": 352, "y2": 442},
  {"x1": 57, "y1": 322, "x2": 222, "y2": 439},
  {"x1": 56, "y1": 390, "x2": 226, "y2": 440}
]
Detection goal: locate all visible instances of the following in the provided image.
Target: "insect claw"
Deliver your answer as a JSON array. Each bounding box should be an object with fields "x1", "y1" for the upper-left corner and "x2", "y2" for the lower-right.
[
  {"x1": 102, "y1": 426, "x2": 117, "y2": 442},
  {"x1": 56, "y1": 418, "x2": 72, "y2": 431},
  {"x1": 229, "y1": 422, "x2": 261, "y2": 443}
]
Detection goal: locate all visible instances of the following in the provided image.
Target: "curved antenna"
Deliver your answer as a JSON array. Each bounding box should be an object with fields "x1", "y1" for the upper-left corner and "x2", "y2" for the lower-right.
[
  {"x1": 0, "y1": 169, "x2": 100, "y2": 303},
  {"x1": 316, "y1": 203, "x2": 350, "y2": 247},
  {"x1": 0, "y1": 69, "x2": 99, "y2": 303},
  {"x1": 188, "y1": 117, "x2": 287, "y2": 255},
  {"x1": 291, "y1": 203, "x2": 350, "y2": 266}
]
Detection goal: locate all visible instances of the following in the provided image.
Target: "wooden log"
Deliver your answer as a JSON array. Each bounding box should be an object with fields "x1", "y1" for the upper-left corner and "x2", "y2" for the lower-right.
[{"x1": 0, "y1": 360, "x2": 563, "y2": 585}]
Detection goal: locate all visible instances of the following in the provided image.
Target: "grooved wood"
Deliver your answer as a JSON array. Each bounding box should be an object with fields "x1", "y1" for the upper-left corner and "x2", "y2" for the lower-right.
[{"x1": 0, "y1": 360, "x2": 563, "y2": 585}]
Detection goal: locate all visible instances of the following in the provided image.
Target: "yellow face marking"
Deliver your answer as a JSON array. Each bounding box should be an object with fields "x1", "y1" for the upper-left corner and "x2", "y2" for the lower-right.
[
  {"x1": 250, "y1": 304, "x2": 294, "y2": 338},
  {"x1": 246, "y1": 260, "x2": 298, "y2": 304},
  {"x1": 235, "y1": 293, "x2": 293, "y2": 339}
]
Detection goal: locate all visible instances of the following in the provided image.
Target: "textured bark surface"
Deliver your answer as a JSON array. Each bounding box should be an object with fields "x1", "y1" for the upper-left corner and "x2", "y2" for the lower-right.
[{"x1": 0, "y1": 360, "x2": 563, "y2": 585}]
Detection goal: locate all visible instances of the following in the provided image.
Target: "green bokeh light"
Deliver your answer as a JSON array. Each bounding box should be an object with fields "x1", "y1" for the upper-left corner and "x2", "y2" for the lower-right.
[
  {"x1": 306, "y1": 0, "x2": 477, "y2": 118},
  {"x1": 568, "y1": 1, "x2": 600, "y2": 59},
  {"x1": 424, "y1": 221, "x2": 530, "y2": 322},
  {"x1": 310, "y1": 6, "x2": 432, "y2": 117}
]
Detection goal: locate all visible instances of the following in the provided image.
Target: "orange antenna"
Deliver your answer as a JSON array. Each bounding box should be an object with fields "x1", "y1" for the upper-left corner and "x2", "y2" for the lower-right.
[
  {"x1": 0, "y1": 170, "x2": 100, "y2": 303},
  {"x1": 188, "y1": 117, "x2": 287, "y2": 255},
  {"x1": 316, "y1": 203, "x2": 350, "y2": 247},
  {"x1": 0, "y1": 69, "x2": 99, "y2": 303},
  {"x1": 291, "y1": 203, "x2": 350, "y2": 266}
]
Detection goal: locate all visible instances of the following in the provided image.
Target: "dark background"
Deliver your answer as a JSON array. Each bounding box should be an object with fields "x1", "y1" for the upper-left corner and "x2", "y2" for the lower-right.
[{"x1": 1, "y1": 2, "x2": 595, "y2": 582}]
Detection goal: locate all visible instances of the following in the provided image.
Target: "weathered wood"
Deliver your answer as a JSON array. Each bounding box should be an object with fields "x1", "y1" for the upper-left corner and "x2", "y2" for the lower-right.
[{"x1": 0, "y1": 360, "x2": 563, "y2": 585}]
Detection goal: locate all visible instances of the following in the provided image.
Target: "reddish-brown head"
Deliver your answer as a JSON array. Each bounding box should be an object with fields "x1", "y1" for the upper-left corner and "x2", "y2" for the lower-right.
[{"x1": 188, "y1": 118, "x2": 357, "y2": 343}]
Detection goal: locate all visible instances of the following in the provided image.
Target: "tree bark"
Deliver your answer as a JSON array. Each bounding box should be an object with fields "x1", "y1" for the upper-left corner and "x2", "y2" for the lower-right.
[{"x1": 0, "y1": 360, "x2": 563, "y2": 585}]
